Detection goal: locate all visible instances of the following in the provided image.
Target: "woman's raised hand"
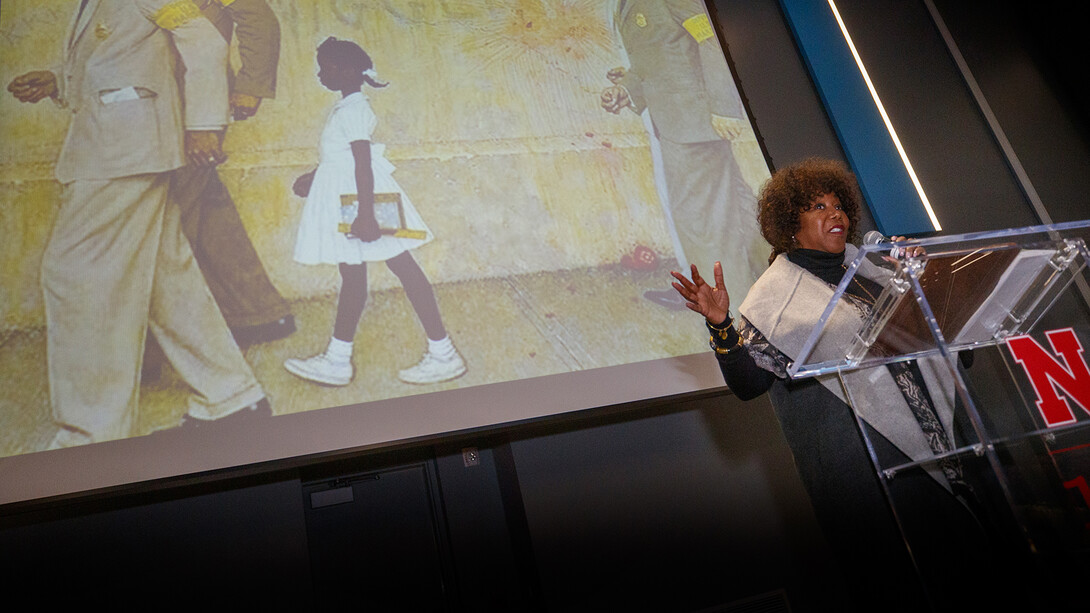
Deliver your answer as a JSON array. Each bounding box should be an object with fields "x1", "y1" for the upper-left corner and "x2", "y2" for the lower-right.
[{"x1": 670, "y1": 262, "x2": 731, "y2": 325}]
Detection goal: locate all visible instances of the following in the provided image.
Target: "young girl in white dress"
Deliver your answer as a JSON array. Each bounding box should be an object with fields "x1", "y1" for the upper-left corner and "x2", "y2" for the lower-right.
[{"x1": 285, "y1": 37, "x2": 465, "y2": 386}]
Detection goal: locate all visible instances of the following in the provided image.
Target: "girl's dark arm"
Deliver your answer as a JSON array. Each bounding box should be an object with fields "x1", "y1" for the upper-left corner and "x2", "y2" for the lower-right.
[
  {"x1": 349, "y1": 139, "x2": 381, "y2": 241},
  {"x1": 709, "y1": 323, "x2": 778, "y2": 400}
]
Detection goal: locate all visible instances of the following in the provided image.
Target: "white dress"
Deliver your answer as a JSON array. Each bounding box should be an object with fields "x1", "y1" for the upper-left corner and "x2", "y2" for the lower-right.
[{"x1": 293, "y1": 91, "x2": 433, "y2": 265}]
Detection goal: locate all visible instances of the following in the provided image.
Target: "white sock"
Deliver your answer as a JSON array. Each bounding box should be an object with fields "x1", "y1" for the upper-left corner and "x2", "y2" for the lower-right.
[
  {"x1": 326, "y1": 337, "x2": 353, "y2": 362},
  {"x1": 427, "y1": 335, "x2": 456, "y2": 360}
]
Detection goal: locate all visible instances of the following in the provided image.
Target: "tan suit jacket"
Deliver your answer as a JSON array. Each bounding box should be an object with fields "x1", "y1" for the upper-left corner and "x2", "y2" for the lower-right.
[
  {"x1": 616, "y1": 0, "x2": 744, "y2": 144},
  {"x1": 55, "y1": 0, "x2": 229, "y2": 183}
]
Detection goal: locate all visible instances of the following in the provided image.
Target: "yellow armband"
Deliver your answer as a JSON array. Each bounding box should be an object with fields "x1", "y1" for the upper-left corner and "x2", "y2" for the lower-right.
[
  {"x1": 682, "y1": 14, "x2": 714, "y2": 43},
  {"x1": 152, "y1": 0, "x2": 202, "y2": 30}
]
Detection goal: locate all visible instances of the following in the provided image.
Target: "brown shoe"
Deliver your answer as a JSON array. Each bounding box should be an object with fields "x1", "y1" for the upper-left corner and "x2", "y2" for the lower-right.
[
  {"x1": 231, "y1": 315, "x2": 295, "y2": 348},
  {"x1": 643, "y1": 288, "x2": 687, "y2": 311}
]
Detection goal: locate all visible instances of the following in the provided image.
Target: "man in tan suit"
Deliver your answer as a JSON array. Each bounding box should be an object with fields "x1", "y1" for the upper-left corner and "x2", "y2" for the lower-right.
[
  {"x1": 601, "y1": 0, "x2": 765, "y2": 308},
  {"x1": 9, "y1": 0, "x2": 268, "y2": 447}
]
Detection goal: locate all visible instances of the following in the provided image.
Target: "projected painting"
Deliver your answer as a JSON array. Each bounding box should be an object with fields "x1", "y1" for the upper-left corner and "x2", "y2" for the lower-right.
[{"x1": 0, "y1": 1, "x2": 769, "y2": 461}]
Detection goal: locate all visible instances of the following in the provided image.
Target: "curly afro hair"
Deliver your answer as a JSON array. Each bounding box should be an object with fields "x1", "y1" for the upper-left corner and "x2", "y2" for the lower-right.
[{"x1": 757, "y1": 157, "x2": 862, "y2": 264}]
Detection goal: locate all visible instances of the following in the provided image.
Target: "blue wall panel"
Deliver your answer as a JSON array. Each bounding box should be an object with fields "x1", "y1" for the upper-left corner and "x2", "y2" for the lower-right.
[{"x1": 779, "y1": 0, "x2": 937, "y2": 235}]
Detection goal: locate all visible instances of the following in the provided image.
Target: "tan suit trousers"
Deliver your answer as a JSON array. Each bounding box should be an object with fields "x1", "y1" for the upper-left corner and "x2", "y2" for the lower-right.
[
  {"x1": 42, "y1": 174, "x2": 265, "y2": 442},
  {"x1": 657, "y1": 138, "x2": 766, "y2": 299}
]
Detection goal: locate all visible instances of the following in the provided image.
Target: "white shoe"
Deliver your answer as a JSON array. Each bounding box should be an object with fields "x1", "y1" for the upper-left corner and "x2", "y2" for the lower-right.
[
  {"x1": 284, "y1": 352, "x2": 353, "y2": 386},
  {"x1": 398, "y1": 350, "x2": 466, "y2": 384}
]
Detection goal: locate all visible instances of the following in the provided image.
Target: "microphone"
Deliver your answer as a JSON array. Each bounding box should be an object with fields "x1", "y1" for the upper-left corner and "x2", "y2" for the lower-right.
[
  {"x1": 863, "y1": 230, "x2": 903, "y2": 258},
  {"x1": 863, "y1": 230, "x2": 890, "y2": 245}
]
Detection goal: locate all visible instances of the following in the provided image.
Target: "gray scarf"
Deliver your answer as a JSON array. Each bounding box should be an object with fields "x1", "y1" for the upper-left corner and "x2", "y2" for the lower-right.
[{"x1": 739, "y1": 244, "x2": 958, "y2": 490}]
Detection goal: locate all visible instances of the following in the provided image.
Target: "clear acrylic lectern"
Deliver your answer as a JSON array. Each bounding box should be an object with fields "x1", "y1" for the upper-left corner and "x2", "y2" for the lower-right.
[{"x1": 788, "y1": 219, "x2": 1090, "y2": 603}]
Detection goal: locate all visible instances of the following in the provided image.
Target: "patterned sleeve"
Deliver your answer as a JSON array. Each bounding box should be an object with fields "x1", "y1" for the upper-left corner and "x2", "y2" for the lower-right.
[
  {"x1": 708, "y1": 315, "x2": 785, "y2": 400},
  {"x1": 737, "y1": 315, "x2": 792, "y2": 379}
]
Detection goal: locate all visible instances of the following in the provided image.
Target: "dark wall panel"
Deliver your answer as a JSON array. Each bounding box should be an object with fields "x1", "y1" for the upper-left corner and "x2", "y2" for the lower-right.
[
  {"x1": 930, "y1": 0, "x2": 1090, "y2": 226},
  {"x1": 510, "y1": 393, "x2": 845, "y2": 612},
  {"x1": 0, "y1": 478, "x2": 311, "y2": 608}
]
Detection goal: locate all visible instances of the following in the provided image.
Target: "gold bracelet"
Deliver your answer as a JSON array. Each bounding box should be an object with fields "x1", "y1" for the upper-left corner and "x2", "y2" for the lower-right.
[
  {"x1": 706, "y1": 312, "x2": 735, "y2": 343},
  {"x1": 706, "y1": 311, "x2": 734, "y2": 331},
  {"x1": 709, "y1": 332, "x2": 744, "y2": 354}
]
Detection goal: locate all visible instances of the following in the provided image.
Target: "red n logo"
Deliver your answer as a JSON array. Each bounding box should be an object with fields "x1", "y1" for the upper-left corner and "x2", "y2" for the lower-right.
[{"x1": 1006, "y1": 328, "x2": 1090, "y2": 427}]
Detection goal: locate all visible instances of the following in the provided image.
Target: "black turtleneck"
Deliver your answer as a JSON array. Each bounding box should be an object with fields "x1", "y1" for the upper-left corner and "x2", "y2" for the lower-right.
[
  {"x1": 786, "y1": 248, "x2": 845, "y2": 285},
  {"x1": 788, "y1": 248, "x2": 886, "y2": 305}
]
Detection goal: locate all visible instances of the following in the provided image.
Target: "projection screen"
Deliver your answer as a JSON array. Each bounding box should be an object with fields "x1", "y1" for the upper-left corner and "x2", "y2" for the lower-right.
[{"x1": 0, "y1": 0, "x2": 771, "y2": 505}]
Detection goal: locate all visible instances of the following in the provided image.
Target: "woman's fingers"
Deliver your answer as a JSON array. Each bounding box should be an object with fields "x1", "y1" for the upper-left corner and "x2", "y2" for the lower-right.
[
  {"x1": 889, "y1": 236, "x2": 925, "y2": 258},
  {"x1": 670, "y1": 280, "x2": 688, "y2": 297},
  {"x1": 712, "y1": 261, "x2": 725, "y2": 290},
  {"x1": 689, "y1": 264, "x2": 705, "y2": 286},
  {"x1": 669, "y1": 269, "x2": 692, "y2": 287}
]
